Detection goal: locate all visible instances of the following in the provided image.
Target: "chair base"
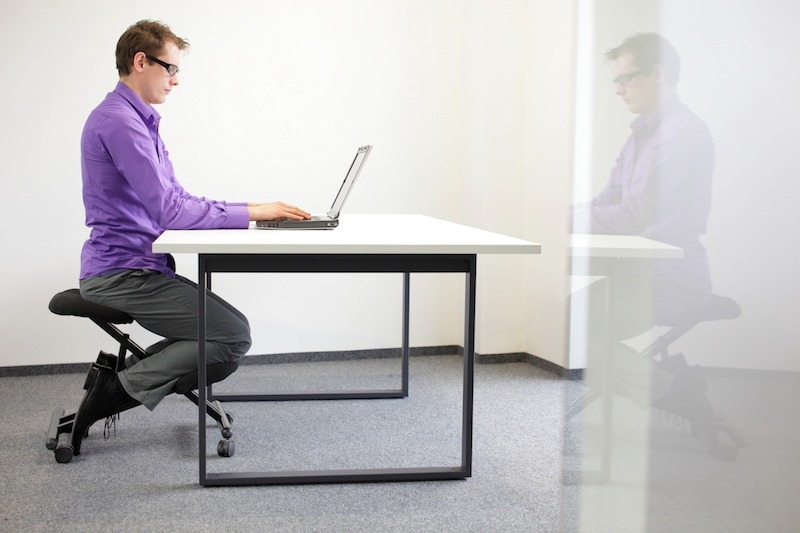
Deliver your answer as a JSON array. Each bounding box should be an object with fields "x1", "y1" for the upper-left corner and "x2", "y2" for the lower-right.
[
  {"x1": 45, "y1": 368, "x2": 237, "y2": 463},
  {"x1": 46, "y1": 406, "x2": 235, "y2": 463},
  {"x1": 45, "y1": 289, "x2": 239, "y2": 463},
  {"x1": 567, "y1": 348, "x2": 746, "y2": 462},
  {"x1": 566, "y1": 292, "x2": 746, "y2": 463}
]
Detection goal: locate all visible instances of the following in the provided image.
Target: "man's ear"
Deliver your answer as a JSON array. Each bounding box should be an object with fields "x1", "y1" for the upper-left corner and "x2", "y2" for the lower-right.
[
  {"x1": 651, "y1": 64, "x2": 667, "y2": 84},
  {"x1": 132, "y1": 51, "x2": 148, "y2": 73}
]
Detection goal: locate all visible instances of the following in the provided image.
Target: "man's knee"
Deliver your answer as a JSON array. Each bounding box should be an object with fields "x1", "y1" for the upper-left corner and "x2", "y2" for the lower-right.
[
  {"x1": 234, "y1": 333, "x2": 252, "y2": 359},
  {"x1": 222, "y1": 322, "x2": 251, "y2": 362},
  {"x1": 236, "y1": 318, "x2": 252, "y2": 353}
]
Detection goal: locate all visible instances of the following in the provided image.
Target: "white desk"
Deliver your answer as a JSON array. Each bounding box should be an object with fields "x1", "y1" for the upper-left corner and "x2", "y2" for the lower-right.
[
  {"x1": 570, "y1": 233, "x2": 682, "y2": 263},
  {"x1": 154, "y1": 214, "x2": 540, "y2": 486}
]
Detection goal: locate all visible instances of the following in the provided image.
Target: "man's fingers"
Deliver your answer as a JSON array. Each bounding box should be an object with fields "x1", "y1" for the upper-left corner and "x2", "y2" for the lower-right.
[{"x1": 282, "y1": 205, "x2": 311, "y2": 219}]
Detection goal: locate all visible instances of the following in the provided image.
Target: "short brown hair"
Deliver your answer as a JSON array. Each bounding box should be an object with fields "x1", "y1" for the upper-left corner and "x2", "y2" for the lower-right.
[
  {"x1": 115, "y1": 20, "x2": 189, "y2": 76},
  {"x1": 605, "y1": 33, "x2": 681, "y2": 89}
]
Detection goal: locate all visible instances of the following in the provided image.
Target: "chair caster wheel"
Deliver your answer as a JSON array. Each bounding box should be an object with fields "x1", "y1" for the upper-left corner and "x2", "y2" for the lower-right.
[
  {"x1": 55, "y1": 444, "x2": 74, "y2": 464},
  {"x1": 54, "y1": 433, "x2": 74, "y2": 463},
  {"x1": 218, "y1": 440, "x2": 235, "y2": 457},
  {"x1": 226, "y1": 413, "x2": 233, "y2": 423}
]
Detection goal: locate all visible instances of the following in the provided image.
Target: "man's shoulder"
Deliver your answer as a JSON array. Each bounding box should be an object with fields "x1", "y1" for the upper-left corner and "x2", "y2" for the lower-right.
[
  {"x1": 664, "y1": 98, "x2": 708, "y2": 127},
  {"x1": 658, "y1": 100, "x2": 712, "y2": 143},
  {"x1": 89, "y1": 91, "x2": 134, "y2": 119},
  {"x1": 85, "y1": 91, "x2": 143, "y2": 135}
]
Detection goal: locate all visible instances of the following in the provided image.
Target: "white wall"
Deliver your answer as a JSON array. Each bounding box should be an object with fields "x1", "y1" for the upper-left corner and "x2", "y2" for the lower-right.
[
  {"x1": 0, "y1": 1, "x2": 575, "y2": 368},
  {"x1": 521, "y1": 1, "x2": 577, "y2": 367}
]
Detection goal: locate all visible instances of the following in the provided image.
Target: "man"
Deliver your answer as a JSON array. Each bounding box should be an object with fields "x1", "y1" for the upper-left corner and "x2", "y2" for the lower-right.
[
  {"x1": 73, "y1": 20, "x2": 310, "y2": 451},
  {"x1": 571, "y1": 33, "x2": 724, "y2": 439},
  {"x1": 573, "y1": 32, "x2": 714, "y2": 337}
]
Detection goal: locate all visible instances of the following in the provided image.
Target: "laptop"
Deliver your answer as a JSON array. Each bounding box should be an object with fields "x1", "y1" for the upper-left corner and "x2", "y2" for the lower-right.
[{"x1": 256, "y1": 145, "x2": 372, "y2": 229}]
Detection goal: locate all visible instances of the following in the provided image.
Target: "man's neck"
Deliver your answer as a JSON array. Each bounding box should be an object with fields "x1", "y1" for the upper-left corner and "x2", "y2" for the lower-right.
[
  {"x1": 119, "y1": 77, "x2": 153, "y2": 108},
  {"x1": 640, "y1": 88, "x2": 675, "y2": 118}
]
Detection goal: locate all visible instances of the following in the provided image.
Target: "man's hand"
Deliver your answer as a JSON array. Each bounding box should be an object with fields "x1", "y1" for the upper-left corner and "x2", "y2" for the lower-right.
[{"x1": 247, "y1": 202, "x2": 311, "y2": 221}]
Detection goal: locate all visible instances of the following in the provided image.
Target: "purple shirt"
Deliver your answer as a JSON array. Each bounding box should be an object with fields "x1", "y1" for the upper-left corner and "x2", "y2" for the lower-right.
[
  {"x1": 572, "y1": 95, "x2": 715, "y2": 322},
  {"x1": 572, "y1": 95, "x2": 714, "y2": 247},
  {"x1": 80, "y1": 82, "x2": 250, "y2": 279}
]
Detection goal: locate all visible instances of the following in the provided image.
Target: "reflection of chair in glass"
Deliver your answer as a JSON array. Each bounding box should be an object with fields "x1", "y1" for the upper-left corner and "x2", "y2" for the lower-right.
[
  {"x1": 567, "y1": 293, "x2": 746, "y2": 460},
  {"x1": 45, "y1": 289, "x2": 237, "y2": 463}
]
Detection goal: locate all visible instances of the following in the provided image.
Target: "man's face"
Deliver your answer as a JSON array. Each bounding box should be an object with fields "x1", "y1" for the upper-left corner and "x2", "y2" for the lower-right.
[
  {"x1": 611, "y1": 52, "x2": 661, "y2": 115},
  {"x1": 139, "y1": 41, "x2": 181, "y2": 106}
]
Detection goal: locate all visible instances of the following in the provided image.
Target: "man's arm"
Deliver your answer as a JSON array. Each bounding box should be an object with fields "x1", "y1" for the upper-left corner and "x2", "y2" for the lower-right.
[
  {"x1": 572, "y1": 151, "x2": 627, "y2": 233},
  {"x1": 573, "y1": 115, "x2": 713, "y2": 238},
  {"x1": 100, "y1": 116, "x2": 309, "y2": 227}
]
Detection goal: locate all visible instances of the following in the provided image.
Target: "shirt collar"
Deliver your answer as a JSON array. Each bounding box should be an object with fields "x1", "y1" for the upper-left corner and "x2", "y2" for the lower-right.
[
  {"x1": 113, "y1": 81, "x2": 161, "y2": 129},
  {"x1": 631, "y1": 93, "x2": 681, "y2": 136}
]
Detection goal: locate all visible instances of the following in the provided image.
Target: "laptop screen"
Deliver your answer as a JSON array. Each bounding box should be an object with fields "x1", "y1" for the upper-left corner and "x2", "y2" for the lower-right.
[{"x1": 327, "y1": 145, "x2": 372, "y2": 219}]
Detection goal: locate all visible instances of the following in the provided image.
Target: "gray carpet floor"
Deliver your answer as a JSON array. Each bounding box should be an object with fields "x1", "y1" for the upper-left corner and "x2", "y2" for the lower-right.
[
  {"x1": 2, "y1": 355, "x2": 798, "y2": 532},
  {"x1": 1, "y1": 356, "x2": 571, "y2": 533}
]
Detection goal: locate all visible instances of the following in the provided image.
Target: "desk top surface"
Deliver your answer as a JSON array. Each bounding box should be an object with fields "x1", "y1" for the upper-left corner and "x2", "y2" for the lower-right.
[
  {"x1": 570, "y1": 233, "x2": 682, "y2": 259},
  {"x1": 153, "y1": 214, "x2": 541, "y2": 255}
]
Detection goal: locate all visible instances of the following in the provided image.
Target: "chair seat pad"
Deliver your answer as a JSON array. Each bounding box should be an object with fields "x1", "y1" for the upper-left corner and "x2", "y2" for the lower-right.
[
  {"x1": 659, "y1": 294, "x2": 741, "y2": 328},
  {"x1": 49, "y1": 289, "x2": 134, "y2": 324}
]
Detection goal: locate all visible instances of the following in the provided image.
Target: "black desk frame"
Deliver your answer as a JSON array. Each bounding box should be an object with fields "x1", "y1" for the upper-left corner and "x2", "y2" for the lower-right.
[{"x1": 196, "y1": 253, "x2": 476, "y2": 486}]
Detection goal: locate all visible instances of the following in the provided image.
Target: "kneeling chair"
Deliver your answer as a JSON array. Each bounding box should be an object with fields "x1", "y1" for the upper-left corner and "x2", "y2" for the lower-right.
[
  {"x1": 567, "y1": 293, "x2": 747, "y2": 460},
  {"x1": 45, "y1": 289, "x2": 238, "y2": 463}
]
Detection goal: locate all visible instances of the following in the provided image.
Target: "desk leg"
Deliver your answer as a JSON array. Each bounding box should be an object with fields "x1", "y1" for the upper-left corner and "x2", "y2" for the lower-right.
[
  {"x1": 401, "y1": 272, "x2": 410, "y2": 397},
  {"x1": 576, "y1": 262, "x2": 618, "y2": 485},
  {"x1": 195, "y1": 255, "x2": 474, "y2": 485},
  {"x1": 462, "y1": 257, "x2": 476, "y2": 475},
  {"x1": 595, "y1": 270, "x2": 614, "y2": 483},
  {"x1": 198, "y1": 255, "x2": 208, "y2": 485}
]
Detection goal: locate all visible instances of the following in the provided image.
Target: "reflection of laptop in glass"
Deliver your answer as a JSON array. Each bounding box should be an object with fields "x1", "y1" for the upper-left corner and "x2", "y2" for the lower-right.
[{"x1": 256, "y1": 145, "x2": 372, "y2": 229}]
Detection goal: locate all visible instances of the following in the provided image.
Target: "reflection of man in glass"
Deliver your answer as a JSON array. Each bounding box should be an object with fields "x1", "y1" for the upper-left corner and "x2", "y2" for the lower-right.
[
  {"x1": 571, "y1": 33, "x2": 731, "y2": 449},
  {"x1": 573, "y1": 32, "x2": 714, "y2": 334}
]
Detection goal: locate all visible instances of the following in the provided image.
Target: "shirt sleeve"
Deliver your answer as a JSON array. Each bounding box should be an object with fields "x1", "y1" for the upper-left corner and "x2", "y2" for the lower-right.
[
  {"x1": 574, "y1": 117, "x2": 713, "y2": 239},
  {"x1": 571, "y1": 147, "x2": 628, "y2": 233},
  {"x1": 585, "y1": 134, "x2": 651, "y2": 235},
  {"x1": 96, "y1": 113, "x2": 250, "y2": 230}
]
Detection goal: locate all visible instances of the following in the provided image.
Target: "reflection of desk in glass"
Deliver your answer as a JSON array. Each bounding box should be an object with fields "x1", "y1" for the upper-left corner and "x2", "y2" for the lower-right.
[
  {"x1": 154, "y1": 214, "x2": 540, "y2": 486},
  {"x1": 569, "y1": 233, "x2": 682, "y2": 482},
  {"x1": 570, "y1": 233, "x2": 681, "y2": 265}
]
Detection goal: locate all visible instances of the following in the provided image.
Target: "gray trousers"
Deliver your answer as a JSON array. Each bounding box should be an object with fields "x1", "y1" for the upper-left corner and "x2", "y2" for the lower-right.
[{"x1": 80, "y1": 270, "x2": 251, "y2": 410}]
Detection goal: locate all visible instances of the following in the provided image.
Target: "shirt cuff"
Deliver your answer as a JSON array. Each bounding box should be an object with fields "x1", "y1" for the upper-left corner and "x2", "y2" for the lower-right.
[{"x1": 224, "y1": 205, "x2": 251, "y2": 228}]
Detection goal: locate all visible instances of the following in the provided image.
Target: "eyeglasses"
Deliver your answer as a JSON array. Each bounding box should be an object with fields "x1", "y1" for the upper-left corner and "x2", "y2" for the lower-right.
[
  {"x1": 612, "y1": 70, "x2": 645, "y2": 87},
  {"x1": 145, "y1": 54, "x2": 180, "y2": 76}
]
